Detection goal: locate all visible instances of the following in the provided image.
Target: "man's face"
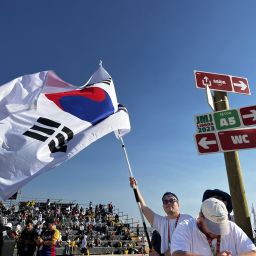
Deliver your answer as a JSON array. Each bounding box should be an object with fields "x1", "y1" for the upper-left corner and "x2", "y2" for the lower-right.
[
  {"x1": 51, "y1": 223, "x2": 57, "y2": 230},
  {"x1": 162, "y1": 194, "x2": 179, "y2": 215},
  {"x1": 26, "y1": 223, "x2": 33, "y2": 231},
  {"x1": 198, "y1": 215, "x2": 218, "y2": 237}
]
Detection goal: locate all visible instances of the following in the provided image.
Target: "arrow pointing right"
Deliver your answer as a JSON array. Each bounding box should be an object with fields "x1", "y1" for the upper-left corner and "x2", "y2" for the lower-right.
[
  {"x1": 198, "y1": 137, "x2": 217, "y2": 149},
  {"x1": 242, "y1": 110, "x2": 256, "y2": 121},
  {"x1": 233, "y1": 81, "x2": 247, "y2": 90}
]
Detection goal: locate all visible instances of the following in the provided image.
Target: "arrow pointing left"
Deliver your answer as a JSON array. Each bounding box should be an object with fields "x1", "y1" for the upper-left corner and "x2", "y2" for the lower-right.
[
  {"x1": 198, "y1": 136, "x2": 217, "y2": 149},
  {"x1": 195, "y1": 132, "x2": 220, "y2": 154}
]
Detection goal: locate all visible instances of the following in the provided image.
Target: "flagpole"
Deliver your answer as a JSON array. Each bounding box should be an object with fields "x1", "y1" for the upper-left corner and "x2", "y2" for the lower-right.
[{"x1": 119, "y1": 136, "x2": 152, "y2": 250}]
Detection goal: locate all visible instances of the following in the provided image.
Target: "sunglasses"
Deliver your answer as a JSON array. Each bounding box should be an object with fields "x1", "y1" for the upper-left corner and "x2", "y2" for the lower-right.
[{"x1": 163, "y1": 198, "x2": 178, "y2": 205}]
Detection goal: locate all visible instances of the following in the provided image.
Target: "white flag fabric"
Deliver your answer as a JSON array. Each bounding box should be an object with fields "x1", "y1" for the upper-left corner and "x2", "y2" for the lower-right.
[{"x1": 0, "y1": 65, "x2": 130, "y2": 200}]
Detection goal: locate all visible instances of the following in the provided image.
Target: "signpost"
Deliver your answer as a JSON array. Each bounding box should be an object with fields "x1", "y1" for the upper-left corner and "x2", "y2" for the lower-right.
[
  {"x1": 214, "y1": 91, "x2": 252, "y2": 240},
  {"x1": 240, "y1": 105, "x2": 256, "y2": 126},
  {"x1": 218, "y1": 128, "x2": 256, "y2": 151},
  {"x1": 194, "y1": 71, "x2": 250, "y2": 95},
  {"x1": 194, "y1": 71, "x2": 253, "y2": 240},
  {"x1": 195, "y1": 105, "x2": 256, "y2": 133},
  {"x1": 213, "y1": 110, "x2": 241, "y2": 131},
  {"x1": 195, "y1": 133, "x2": 219, "y2": 154},
  {"x1": 195, "y1": 129, "x2": 256, "y2": 153},
  {"x1": 232, "y1": 77, "x2": 250, "y2": 94}
]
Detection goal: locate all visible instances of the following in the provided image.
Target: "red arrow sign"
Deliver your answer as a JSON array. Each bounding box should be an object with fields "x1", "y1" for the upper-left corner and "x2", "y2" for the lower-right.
[
  {"x1": 195, "y1": 71, "x2": 233, "y2": 92},
  {"x1": 218, "y1": 128, "x2": 256, "y2": 151},
  {"x1": 194, "y1": 71, "x2": 250, "y2": 95},
  {"x1": 240, "y1": 105, "x2": 256, "y2": 126},
  {"x1": 195, "y1": 133, "x2": 219, "y2": 154},
  {"x1": 231, "y1": 77, "x2": 250, "y2": 95}
]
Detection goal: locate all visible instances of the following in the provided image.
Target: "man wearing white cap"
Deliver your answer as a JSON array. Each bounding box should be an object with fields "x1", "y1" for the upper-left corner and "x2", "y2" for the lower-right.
[{"x1": 171, "y1": 198, "x2": 256, "y2": 256}]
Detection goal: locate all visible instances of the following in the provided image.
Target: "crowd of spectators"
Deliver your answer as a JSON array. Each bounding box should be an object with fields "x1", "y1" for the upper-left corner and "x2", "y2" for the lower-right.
[{"x1": 0, "y1": 199, "x2": 147, "y2": 255}]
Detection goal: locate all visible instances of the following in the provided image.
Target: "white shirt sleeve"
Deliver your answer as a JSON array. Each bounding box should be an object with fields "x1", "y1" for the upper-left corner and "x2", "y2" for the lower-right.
[
  {"x1": 152, "y1": 213, "x2": 169, "y2": 253},
  {"x1": 231, "y1": 222, "x2": 256, "y2": 253},
  {"x1": 153, "y1": 213, "x2": 165, "y2": 229}
]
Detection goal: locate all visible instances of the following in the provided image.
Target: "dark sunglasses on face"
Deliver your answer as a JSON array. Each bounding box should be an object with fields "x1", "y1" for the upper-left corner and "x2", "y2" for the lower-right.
[{"x1": 163, "y1": 198, "x2": 177, "y2": 204}]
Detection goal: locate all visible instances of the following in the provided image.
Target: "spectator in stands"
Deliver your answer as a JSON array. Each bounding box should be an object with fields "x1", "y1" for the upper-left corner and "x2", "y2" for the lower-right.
[
  {"x1": 46, "y1": 199, "x2": 51, "y2": 210},
  {"x1": 81, "y1": 234, "x2": 88, "y2": 256},
  {"x1": 130, "y1": 177, "x2": 192, "y2": 255},
  {"x1": 38, "y1": 211, "x2": 43, "y2": 223},
  {"x1": 70, "y1": 237, "x2": 77, "y2": 254},
  {"x1": 15, "y1": 223, "x2": 22, "y2": 238},
  {"x1": 36, "y1": 216, "x2": 60, "y2": 256},
  {"x1": 20, "y1": 210, "x2": 29, "y2": 227},
  {"x1": 0, "y1": 220, "x2": 16, "y2": 255},
  {"x1": 34, "y1": 222, "x2": 43, "y2": 236},
  {"x1": 115, "y1": 213, "x2": 119, "y2": 223},
  {"x1": 108, "y1": 202, "x2": 113, "y2": 214},
  {"x1": 65, "y1": 239, "x2": 71, "y2": 255},
  {"x1": 136, "y1": 223, "x2": 140, "y2": 237},
  {"x1": 79, "y1": 222, "x2": 85, "y2": 235},
  {"x1": 18, "y1": 219, "x2": 37, "y2": 256}
]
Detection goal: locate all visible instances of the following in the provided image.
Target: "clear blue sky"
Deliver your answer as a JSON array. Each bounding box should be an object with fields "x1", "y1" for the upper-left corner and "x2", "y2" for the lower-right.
[{"x1": 1, "y1": 0, "x2": 256, "y2": 224}]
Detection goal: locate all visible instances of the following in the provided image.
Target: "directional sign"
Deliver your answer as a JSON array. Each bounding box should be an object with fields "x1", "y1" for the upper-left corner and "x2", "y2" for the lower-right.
[
  {"x1": 195, "y1": 133, "x2": 219, "y2": 154},
  {"x1": 231, "y1": 77, "x2": 250, "y2": 95},
  {"x1": 195, "y1": 71, "x2": 232, "y2": 92},
  {"x1": 218, "y1": 128, "x2": 256, "y2": 151},
  {"x1": 195, "y1": 105, "x2": 256, "y2": 133},
  {"x1": 194, "y1": 70, "x2": 250, "y2": 95},
  {"x1": 240, "y1": 105, "x2": 256, "y2": 126}
]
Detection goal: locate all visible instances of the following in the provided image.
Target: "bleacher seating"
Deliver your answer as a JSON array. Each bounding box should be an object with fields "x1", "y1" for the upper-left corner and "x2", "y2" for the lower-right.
[{"x1": 0, "y1": 197, "x2": 149, "y2": 255}]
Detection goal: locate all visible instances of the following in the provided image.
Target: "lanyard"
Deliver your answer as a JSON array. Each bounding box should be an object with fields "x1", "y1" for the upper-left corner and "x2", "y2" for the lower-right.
[
  {"x1": 167, "y1": 213, "x2": 180, "y2": 249},
  {"x1": 207, "y1": 236, "x2": 221, "y2": 256}
]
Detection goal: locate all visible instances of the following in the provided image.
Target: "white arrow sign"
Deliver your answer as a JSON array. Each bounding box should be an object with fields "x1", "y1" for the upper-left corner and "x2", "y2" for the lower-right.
[
  {"x1": 242, "y1": 110, "x2": 256, "y2": 121},
  {"x1": 233, "y1": 81, "x2": 247, "y2": 91},
  {"x1": 198, "y1": 137, "x2": 217, "y2": 149}
]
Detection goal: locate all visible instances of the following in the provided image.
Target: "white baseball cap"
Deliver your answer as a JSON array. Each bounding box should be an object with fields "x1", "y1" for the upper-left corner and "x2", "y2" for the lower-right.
[{"x1": 201, "y1": 198, "x2": 229, "y2": 235}]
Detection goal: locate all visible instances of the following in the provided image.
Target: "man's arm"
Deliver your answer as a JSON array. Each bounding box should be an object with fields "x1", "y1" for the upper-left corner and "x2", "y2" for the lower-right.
[{"x1": 129, "y1": 177, "x2": 154, "y2": 225}]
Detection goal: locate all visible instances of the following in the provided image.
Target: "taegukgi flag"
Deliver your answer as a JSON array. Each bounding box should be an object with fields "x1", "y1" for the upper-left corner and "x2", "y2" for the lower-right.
[{"x1": 0, "y1": 64, "x2": 130, "y2": 200}]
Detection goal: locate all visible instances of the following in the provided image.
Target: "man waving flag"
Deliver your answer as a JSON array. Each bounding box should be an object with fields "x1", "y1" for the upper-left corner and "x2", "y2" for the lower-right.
[{"x1": 0, "y1": 63, "x2": 130, "y2": 200}]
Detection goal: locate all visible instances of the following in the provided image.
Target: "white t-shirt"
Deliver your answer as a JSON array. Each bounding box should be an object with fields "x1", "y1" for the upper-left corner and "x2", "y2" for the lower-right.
[
  {"x1": 153, "y1": 213, "x2": 192, "y2": 253},
  {"x1": 171, "y1": 218, "x2": 256, "y2": 255}
]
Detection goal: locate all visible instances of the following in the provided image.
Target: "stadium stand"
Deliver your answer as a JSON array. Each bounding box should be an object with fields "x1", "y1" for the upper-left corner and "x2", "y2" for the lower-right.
[{"x1": 0, "y1": 197, "x2": 150, "y2": 255}]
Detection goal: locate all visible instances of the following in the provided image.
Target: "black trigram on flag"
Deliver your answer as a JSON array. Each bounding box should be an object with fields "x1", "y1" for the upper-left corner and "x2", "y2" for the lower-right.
[
  {"x1": 23, "y1": 117, "x2": 74, "y2": 153},
  {"x1": 87, "y1": 77, "x2": 112, "y2": 87},
  {"x1": 117, "y1": 103, "x2": 128, "y2": 113},
  {"x1": 102, "y1": 78, "x2": 111, "y2": 85}
]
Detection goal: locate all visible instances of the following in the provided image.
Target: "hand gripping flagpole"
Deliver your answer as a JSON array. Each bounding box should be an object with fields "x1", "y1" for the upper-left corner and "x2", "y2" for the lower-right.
[{"x1": 118, "y1": 136, "x2": 152, "y2": 250}]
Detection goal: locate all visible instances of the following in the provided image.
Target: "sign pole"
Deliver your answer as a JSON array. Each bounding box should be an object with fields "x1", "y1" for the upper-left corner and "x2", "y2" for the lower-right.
[{"x1": 214, "y1": 91, "x2": 253, "y2": 240}]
